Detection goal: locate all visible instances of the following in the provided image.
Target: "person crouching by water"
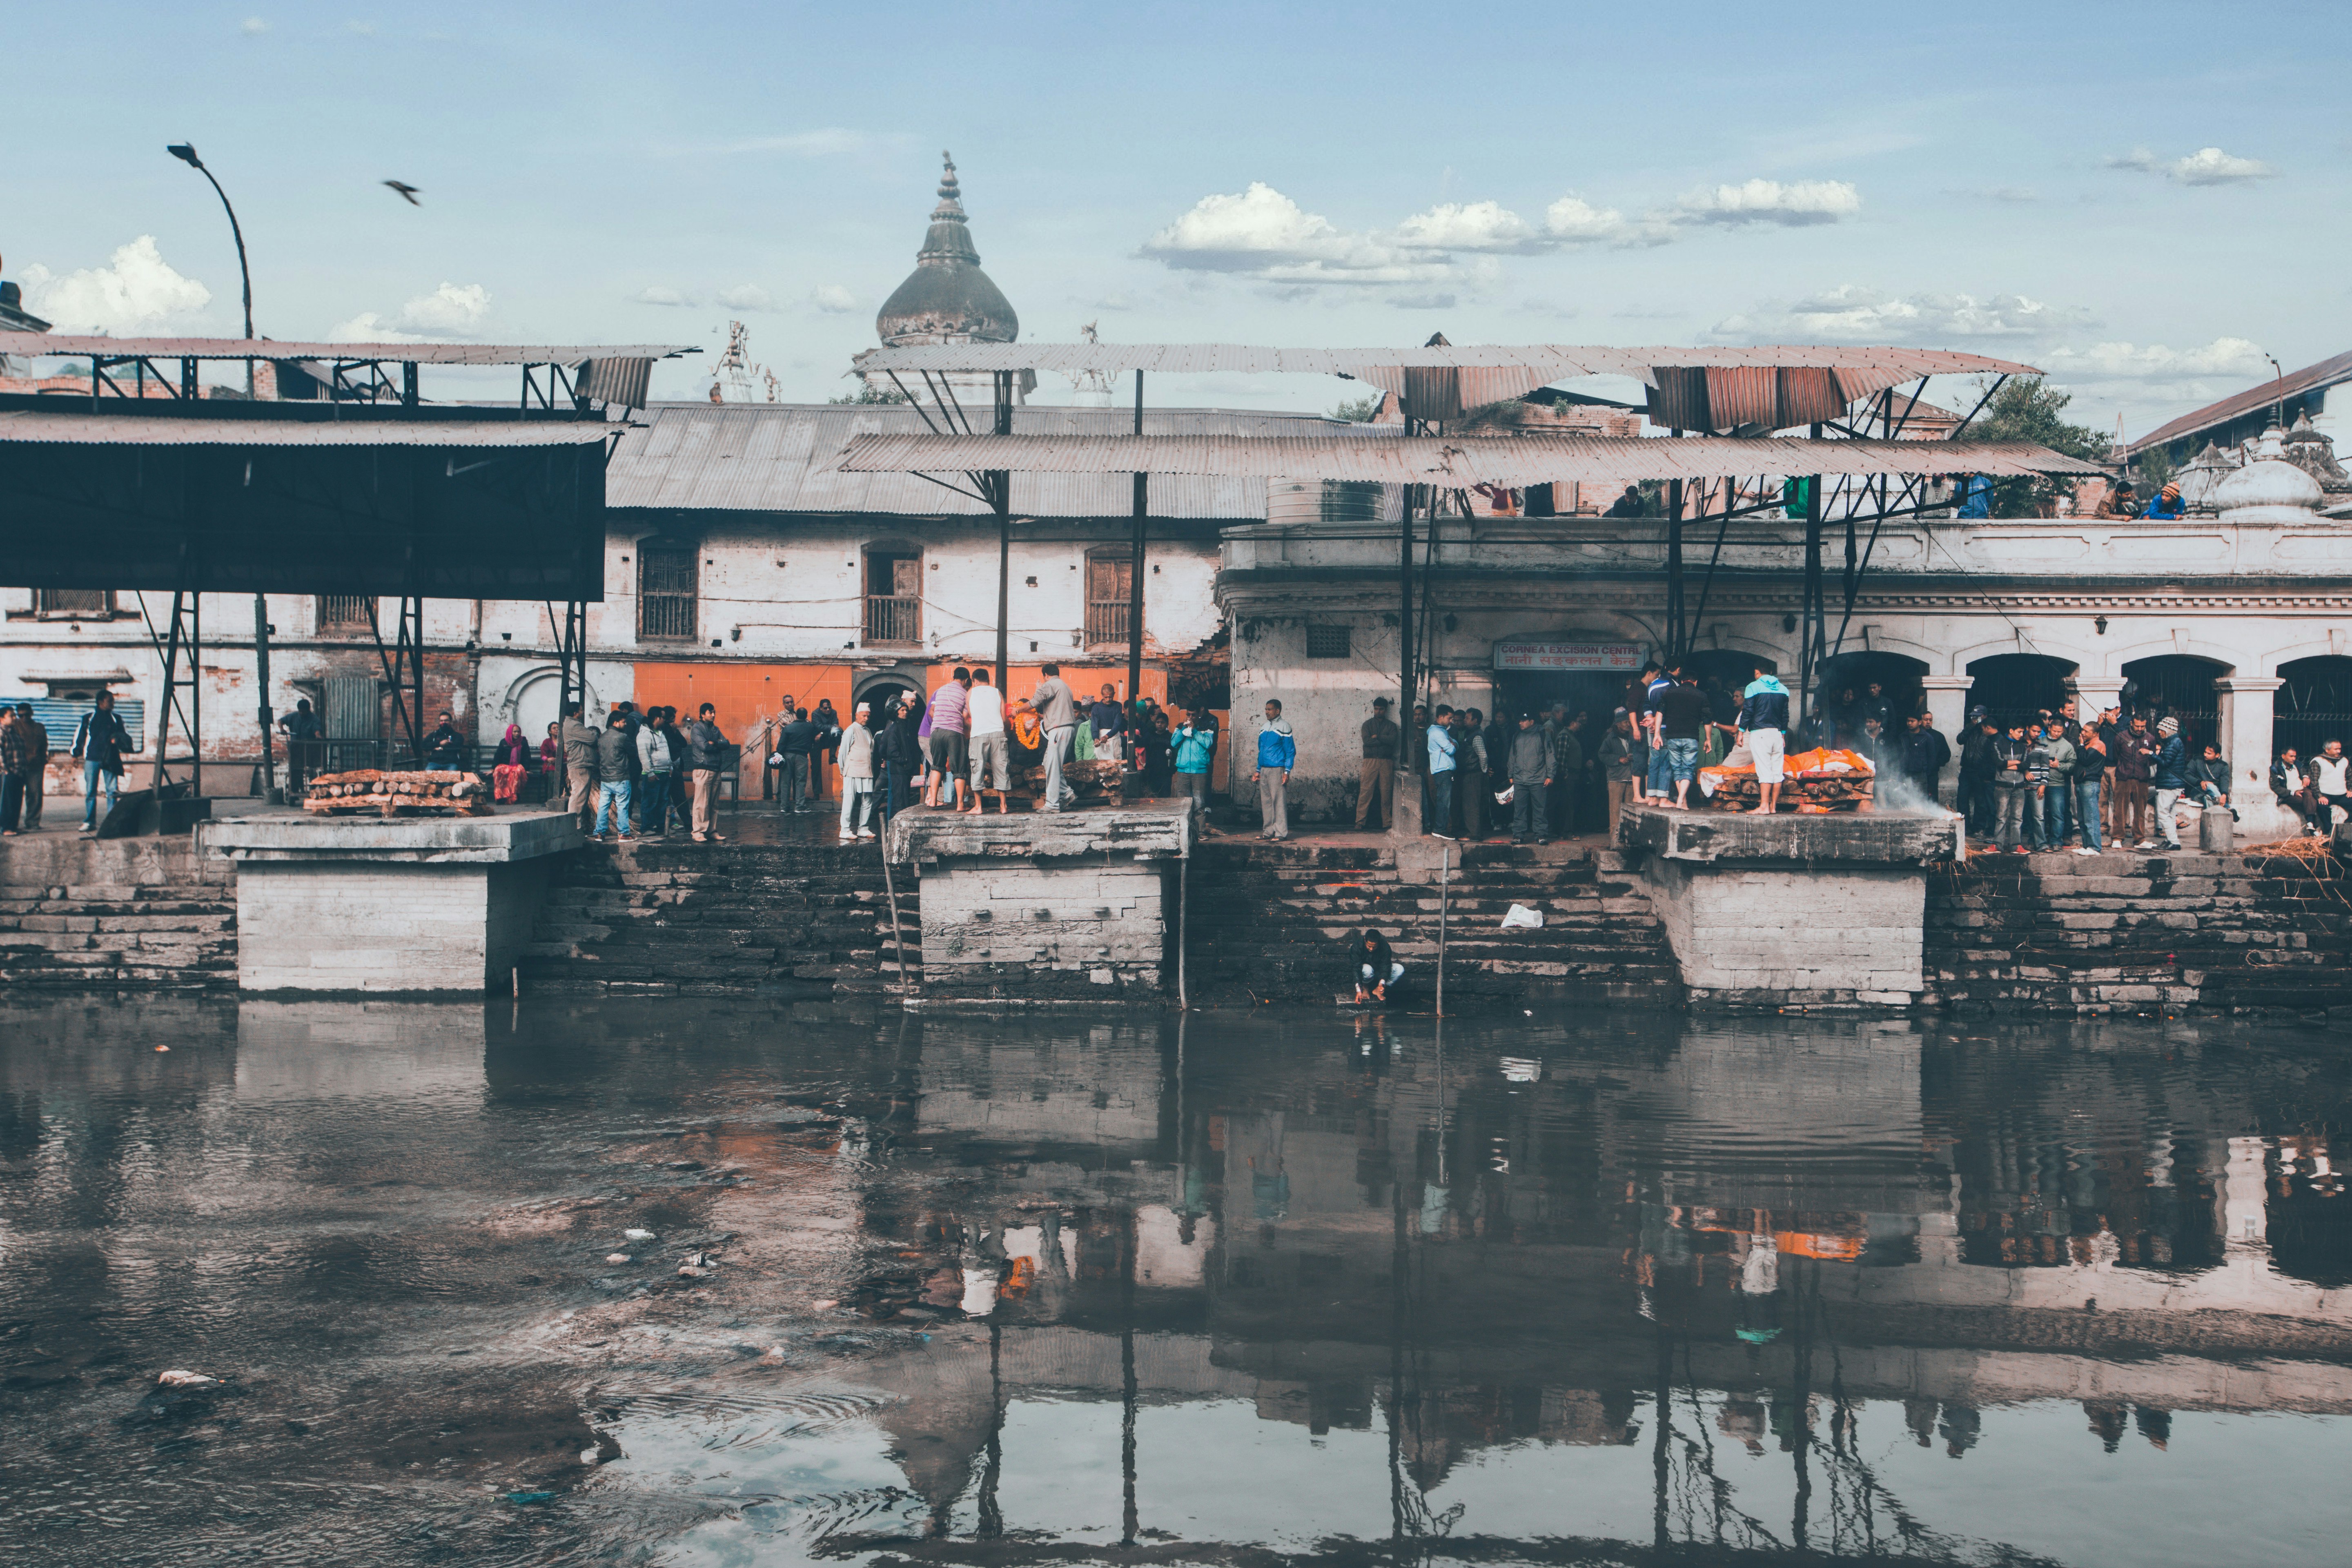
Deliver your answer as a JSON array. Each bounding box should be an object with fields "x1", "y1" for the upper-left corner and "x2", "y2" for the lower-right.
[{"x1": 1348, "y1": 929, "x2": 1402, "y2": 1004}]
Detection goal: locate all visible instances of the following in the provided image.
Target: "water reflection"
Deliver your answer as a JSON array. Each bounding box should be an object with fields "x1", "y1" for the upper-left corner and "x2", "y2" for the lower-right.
[{"x1": 3, "y1": 998, "x2": 2349, "y2": 1566}]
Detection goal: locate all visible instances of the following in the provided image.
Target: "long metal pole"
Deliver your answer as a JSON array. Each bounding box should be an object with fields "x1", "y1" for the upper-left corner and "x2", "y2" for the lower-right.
[
  {"x1": 254, "y1": 594, "x2": 277, "y2": 802},
  {"x1": 1435, "y1": 844, "x2": 1450, "y2": 1016},
  {"x1": 1397, "y1": 394, "x2": 1417, "y2": 778},
  {"x1": 991, "y1": 370, "x2": 1013, "y2": 686},
  {"x1": 1176, "y1": 853, "x2": 1188, "y2": 1009},
  {"x1": 187, "y1": 156, "x2": 254, "y2": 398},
  {"x1": 1666, "y1": 477, "x2": 1685, "y2": 659},
  {"x1": 1127, "y1": 371, "x2": 1147, "y2": 768},
  {"x1": 1802, "y1": 426, "x2": 1825, "y2": 731}
]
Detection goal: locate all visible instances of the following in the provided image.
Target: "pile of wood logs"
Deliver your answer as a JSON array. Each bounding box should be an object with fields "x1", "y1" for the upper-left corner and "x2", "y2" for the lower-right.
[
  {"x1": 1014, "y1": 758, "x2": 1124, "y2": 810},
  {"x1": 1697, "y1": 748, "x2": 1876, "y2": 813},
  {"x1": 302, "y1": 770, "x2": 494, "y2": 817}
]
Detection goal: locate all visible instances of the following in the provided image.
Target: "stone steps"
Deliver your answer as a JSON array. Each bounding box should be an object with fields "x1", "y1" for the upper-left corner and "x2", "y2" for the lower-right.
[
  {"x1": 519, "y1": 838, "x2": 916, "y2": 998},
  {"x1": 1185, "y1": 838, "x2": 1679, "y2": 1007},
  {"x1": 0, "y1": 833, "x2": 239, "y2": 993},
  {"x1": 1924, "y1": 846, "x2": 2352, "y2": 1015}
]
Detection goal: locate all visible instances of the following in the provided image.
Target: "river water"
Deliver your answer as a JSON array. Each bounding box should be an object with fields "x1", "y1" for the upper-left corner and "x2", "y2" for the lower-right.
[{"x1": 3, "y1": 997, "x2": 2348, "y2": 1566}]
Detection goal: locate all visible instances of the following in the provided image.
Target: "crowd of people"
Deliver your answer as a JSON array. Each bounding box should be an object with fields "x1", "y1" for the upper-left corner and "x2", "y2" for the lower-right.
[{"x1": 1326, "y1": 659, "x2": 2349, "y2": 854}]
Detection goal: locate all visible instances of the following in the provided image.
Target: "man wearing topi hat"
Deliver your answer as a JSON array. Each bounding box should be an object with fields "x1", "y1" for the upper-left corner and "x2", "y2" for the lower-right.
[{"x1": 2145, "y1": 715, "x2": 2190, "y2": 850}]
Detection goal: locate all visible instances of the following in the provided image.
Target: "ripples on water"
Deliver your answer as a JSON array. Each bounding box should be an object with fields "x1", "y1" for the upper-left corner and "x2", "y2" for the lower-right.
[{"x1": 2, "y1": 997, "x2": 2348, "y2": 1566}]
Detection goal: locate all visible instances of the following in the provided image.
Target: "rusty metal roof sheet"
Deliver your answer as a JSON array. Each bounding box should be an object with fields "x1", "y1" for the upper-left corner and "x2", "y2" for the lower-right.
[
  {"x1": 853, "y1": 343, "x2": 2038, "y2": 409},
  {"x1": 2126, "y1": 348, "x2": 2352, "y2": 455},
  {"x1": 831, "y1": 431, "x2": 2098, "y2": 485},
  {"x1": 0, "y1": 332, "x2": 699, "y2": 365},
  {"x1": 605, "y1": 401, "x2": 1379, "y2": 519},
  {"x1": 0, "y1": 410, "x2": 615, "y2": 447}
]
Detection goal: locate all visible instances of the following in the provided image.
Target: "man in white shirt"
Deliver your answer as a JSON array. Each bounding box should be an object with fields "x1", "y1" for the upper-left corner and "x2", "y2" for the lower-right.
[
  {"x1": 964, "y1": 668, "x2": 1010, "y2": 815},
  {"x1": 2315, "y1": 739, "x2": 2351, "y2": 828}
]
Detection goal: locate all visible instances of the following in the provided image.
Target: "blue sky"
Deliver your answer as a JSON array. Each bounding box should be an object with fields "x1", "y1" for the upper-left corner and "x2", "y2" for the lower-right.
[{"x1": 7, "y1": 1, "x2": 2345, "y2": 432}]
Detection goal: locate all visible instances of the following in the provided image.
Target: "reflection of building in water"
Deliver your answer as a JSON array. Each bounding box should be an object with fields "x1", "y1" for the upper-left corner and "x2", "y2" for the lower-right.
[{"x1": 817, "y1": 1016, "x2": 2352, "y2": 1556}]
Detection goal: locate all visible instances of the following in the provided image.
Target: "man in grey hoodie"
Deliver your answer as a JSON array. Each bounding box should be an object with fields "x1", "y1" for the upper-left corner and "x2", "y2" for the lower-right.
[{"x1": 1506, "y1": 713, "x2": 1553, "y2": 845}]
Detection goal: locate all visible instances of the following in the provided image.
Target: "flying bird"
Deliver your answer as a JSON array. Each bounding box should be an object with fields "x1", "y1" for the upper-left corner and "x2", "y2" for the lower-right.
[{"x1": 383, "y1": 180, "x2": 421, "y2": 205}]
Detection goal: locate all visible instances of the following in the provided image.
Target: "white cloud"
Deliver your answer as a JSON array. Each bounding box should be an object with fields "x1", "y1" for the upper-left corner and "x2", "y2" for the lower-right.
[
  {"x1": 2040, "y1": 336, "x2": 2269, "y2": 380},
  {"x1": 631, "y1": 283, "x2": 794, "y2": 313},
  {"x1": 328, "y1": 281, "x2": 490, "y2": 342},
  {"x1": 2106, "y1": 145, "x2": 2275, "y2": 185},
  {"x1": 715, "y1": 284, "x2": 777, "y2": 312},
  {"x1": 1726, "y1": 283, "x2": 2082, "y2": 342},
  {"x1": 1394, "y1": 200, "x2": 1542, "y2": 253},
  {"x1": 1390, "y1": 292, "x2": 1458, "y2": 311},
  {"x1": 1675, "y1": 178, "x2": 1861, "y2": 226},
  {"x1": 20, "y1": 236, "x2": 211, "y2": 334},
  {"x1": 809, "y1": 285, "x2": 858, "y2": 314},
  {"x1": 347, "y1": 19, "x2": 377, "y2": 35},
  {"x1": 633, "y1": 285, "x2": 691, "y2": 307},
  {"x1": 240, "y1": 16, "x2": 268, "y2": 34},
  {"x1": 1139, "y1": 183, "x2": 1454, "y2": 285}
]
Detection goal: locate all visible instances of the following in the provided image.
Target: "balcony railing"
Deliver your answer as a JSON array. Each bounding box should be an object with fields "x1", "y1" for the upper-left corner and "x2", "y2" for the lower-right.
[
  {"x1": 1085, "y1": 599, "x2": 1132, "y2": 648},
  {"x1": 864, "y1": 594, "x2": 921, "y2": 645}
]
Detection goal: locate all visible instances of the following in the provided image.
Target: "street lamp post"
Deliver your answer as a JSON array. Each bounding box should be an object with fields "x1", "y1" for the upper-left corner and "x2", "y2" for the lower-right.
[
  {"x1": 165, "y1": 143, "x2": 252, "y2": 396},
  {"x1": 167, "y1": 143, "x2": 276, "y2": 798}
]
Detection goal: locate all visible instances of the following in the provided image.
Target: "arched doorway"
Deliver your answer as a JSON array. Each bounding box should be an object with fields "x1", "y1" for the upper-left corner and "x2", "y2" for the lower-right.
[
  {"x1": 2122, "y1": 655, "x2": 2227, "y2": 750},
  {"x1": 1964, "y1": 653, "x2": 2076, "y2": 733},
  {"x1": 1815, "y1": 650, "x2": 1929, "y2": 737},
  {"x1": 2276, "y1": 656, "x2": 2352, "y2": 759},
  {"x1": 853, "y1": 668, "x2": 925, "y2": 731}
]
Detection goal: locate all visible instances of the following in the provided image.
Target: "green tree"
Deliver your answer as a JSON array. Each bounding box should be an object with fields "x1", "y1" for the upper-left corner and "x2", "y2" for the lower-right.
[
  {"x1": 1962, "y1": 377, "x2": 2109, "y2": 517},
  {"x1": 1329, "y1": 394, "x2": 1383, "y2": 423},
  {"x1": 828, "y1": 382, "x2": 911, "y2": 405}
]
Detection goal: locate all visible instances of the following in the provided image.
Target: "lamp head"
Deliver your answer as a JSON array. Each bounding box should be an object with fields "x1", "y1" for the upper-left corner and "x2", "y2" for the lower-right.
[{"x1": 167, "y1": 143, "x2": 203, "y2": 169}]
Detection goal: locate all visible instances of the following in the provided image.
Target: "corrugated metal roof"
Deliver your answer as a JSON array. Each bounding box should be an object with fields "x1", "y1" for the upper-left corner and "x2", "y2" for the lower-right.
[
  {"x1": 853, "y1": 343, "x2": 2039, "y2": 409},
  {"x1": 832, "y1": 432, "x2": 2098, "y2": 484},
  {"x1": 0, "y1": 410, "x2": 614, "y2": 447},
  {"x1": 2126, "y1": 348, "x2": 2352, "y2": 455},
  {"x1": 605, "y1": 401, "x2": 1383, "y2": 518},
  {"x1": 0, "y1": 333, "x2": 699, "y2": 364}
]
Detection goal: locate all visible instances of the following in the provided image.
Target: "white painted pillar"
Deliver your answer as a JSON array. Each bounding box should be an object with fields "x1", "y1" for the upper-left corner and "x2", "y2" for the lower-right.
[
  {"x1": 2215, "y1": 677, "x2": 2290, "y2": 840},
  {"x1": 2069, "y1": 676, "x2": 2126, "y2": 722},
  {"x1": 1920, "y1": 677, "x2": 1973, "y2": 806}
]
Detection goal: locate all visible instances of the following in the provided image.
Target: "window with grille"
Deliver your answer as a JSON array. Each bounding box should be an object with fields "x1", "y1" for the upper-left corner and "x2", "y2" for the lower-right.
[
  {"x1": 863, "y1": 550, "x2": 922, "y2": 645},
  {"x1": 1305, "y1": 624, "x2": 1352, "y2": 659},
  {"x1": 316, "y1": 595, "x2": 377, "y2": 635},
  {"x1": 638, "y1": 545, "x2": 697, "y2": 641},
  {"x1": 1085, "y1": 550, "x2": 1134, "y2": 647},
  {"x1": 35, "y1": 589, "x2": 113, "y2": 617}
]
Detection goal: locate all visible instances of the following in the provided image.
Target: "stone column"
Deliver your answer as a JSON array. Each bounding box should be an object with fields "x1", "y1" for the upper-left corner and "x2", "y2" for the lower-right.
[
  {"x1": 2215, "y1": 677, "x2": 2290, "y2": 840},
  {"x1": 1920, "y1": 677, "x2": 1973, "y2": 806},
  {"x1": 2069, "y1": 676, "x2": 2125, "y2": 722}
]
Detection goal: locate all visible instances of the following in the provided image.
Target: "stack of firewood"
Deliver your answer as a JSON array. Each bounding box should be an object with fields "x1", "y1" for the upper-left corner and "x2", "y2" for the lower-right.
[
  {"x1": 1014, "y1": 758, "x2": 1123, "y2": 810},
  {"x1": 302, "y1": 770, "x2": 493, "y2": 817},
  {"x1": 1697, "y1": 748, "x2": 1875, "y2": 813}
]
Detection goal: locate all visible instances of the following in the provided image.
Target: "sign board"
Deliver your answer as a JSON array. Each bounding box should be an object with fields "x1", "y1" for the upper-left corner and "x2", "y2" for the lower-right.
[{"x1": 1492, "y1": 641, "x2": 1644, "y2": 672}]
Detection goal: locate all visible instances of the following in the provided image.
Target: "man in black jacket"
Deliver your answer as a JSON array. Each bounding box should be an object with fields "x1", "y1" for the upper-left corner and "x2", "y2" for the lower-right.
[
  {"x1": 1348, "y1": 929, "x2": 1402, "y2": 1004},
  {"x1": 424, "y1": 710, "x2": 468, "y2": 771},
  {"x1": 1902, "y1": 714, "x2": 1952, "y2": 808},
  {"x1": 771, "y1": 708, "x2": 820, "y2": 814},
  {"x1": 682, "y1": 703, "x2": 731, "y2": 843},
  {"x1": 72, "y1": 692, "x2": 134, "y2": 833},
  {"x1": 877, "y1": 697, "x2": 925, "y2": 824}
]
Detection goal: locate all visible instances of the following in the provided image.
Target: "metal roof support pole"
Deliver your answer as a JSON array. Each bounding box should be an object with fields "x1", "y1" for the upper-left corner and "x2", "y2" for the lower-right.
[
  {"x1": 254, "y1": 594, "x2": 278, "y2": 803},
  {"x1": 991, "y1": 370, "x2": 1013, "y2": 688},
  {"x1": 1800, "y1": 432, "x2": 1825, "y2": 732},
  {"x1": 1125, "y1": 370, "x2": 1147, "y2": 797},
  {"x1": 1396, "y1": 390, "x2": 1417, "y2": 778},
  {"x1": 1665, "y1": 477, "x2": 1685, "y2": 660}
]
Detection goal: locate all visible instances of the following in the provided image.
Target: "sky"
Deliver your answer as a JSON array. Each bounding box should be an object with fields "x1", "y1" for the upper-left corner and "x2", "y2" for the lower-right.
[{"x1": 7, "y1": 1, "x2": 2347, "y2": 435}]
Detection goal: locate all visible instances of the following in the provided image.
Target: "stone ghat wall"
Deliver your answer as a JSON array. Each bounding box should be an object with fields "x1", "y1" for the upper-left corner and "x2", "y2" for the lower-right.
[
  {"x1": 914, "y1": 858, "x2": 1169, "y2": 1002},
  {"x1": 0, "y1": 833, "x2": 238, "y2": 991},
  {"x1": 1924, "y1": 847, "x2": 2352, "y2": 1016}
]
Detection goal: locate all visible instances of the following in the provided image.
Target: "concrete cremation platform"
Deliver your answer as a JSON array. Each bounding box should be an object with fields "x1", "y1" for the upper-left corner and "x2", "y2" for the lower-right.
[
  {"x1": 886, "y1": 804, "x2": 1192, "y2": 1004},
  {"x1": 201, "y1": 811, "x2": 583, "y2": 995},
  {"x1": 1621, "y1": 806, "x2": 1963, "y2": 1011}
]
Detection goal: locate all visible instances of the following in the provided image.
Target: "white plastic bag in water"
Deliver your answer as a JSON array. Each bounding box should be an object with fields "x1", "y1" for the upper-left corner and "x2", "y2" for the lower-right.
[{"x1": 1500, "y1": 903, "x2": 1543, "y2": 930}]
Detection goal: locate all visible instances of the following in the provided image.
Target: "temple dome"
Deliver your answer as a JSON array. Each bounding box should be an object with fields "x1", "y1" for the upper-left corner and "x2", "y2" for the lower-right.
[
  {"x1": 876, "y1": 153, "x2": 1018, "y2": 347},
  {"x1": 2211, "y1": 428, "x2": 2324, "y2": 523}
]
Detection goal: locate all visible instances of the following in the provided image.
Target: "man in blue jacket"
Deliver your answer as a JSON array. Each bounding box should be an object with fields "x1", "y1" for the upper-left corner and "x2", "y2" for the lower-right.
[
  {"x1": 1735, "y1": 667, "x2": 1791, "y2": 815},
  {"x1": 1250, "y1": 699, "x2": 1295, "y2": 841},
  {"x1": 1425, "y1": 704, "x2": 1457, "y2": 839},
  {"x1": 2147, "y1": 716, "x2": 2189, "y2": 850},
  {"x1": 1172, "y1": 707, "x2": 1219, "y2": 833}
]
